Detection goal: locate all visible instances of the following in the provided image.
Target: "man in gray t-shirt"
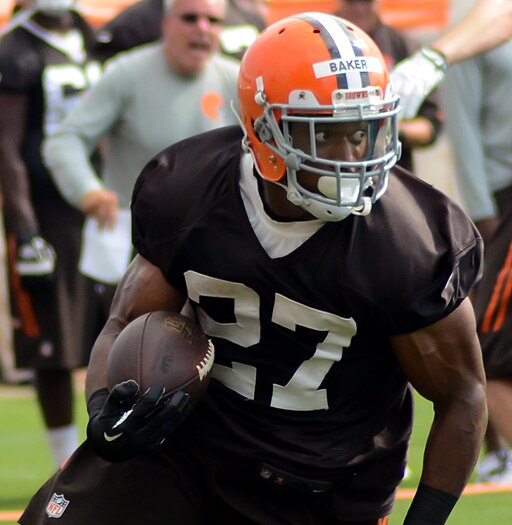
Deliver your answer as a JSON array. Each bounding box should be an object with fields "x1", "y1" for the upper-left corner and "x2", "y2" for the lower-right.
[{"x1": 43, "y1": 0, "x2": 239, "y2": 292}]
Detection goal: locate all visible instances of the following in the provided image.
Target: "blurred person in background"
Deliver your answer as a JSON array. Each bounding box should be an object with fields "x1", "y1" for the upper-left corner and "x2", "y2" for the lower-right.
[
  {"x1": 95, "y1": 0, "x2": 267, "y2": 62},
  {"x1": 11, "y1": 0, "x2": 32, "y2": 14},
  {"x1": 391, "y1": 0, "x2": 512, "y2": 120},
  {"x1": 0, "y1": 2, "x2": 32, "y2": 386},
  {"x1": 334, "y1": 0, "x2": 442, "y2": 175},
  {"x1": 42, "y1": 0, "x2": 239, "y2": 310},
  {"x1": 0, "y1": 192, "x2": 34, "y2": 385},
  {"x1": 442, "y1": 38, "x2": 512, "y2": 484},
  {"x1": 0, "y1": 0, "x2": 102, "y2": 468}
]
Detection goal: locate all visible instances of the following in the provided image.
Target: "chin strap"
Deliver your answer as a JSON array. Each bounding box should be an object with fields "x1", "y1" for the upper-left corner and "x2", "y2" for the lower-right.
[
  {"x1": 284, "y1": 185, "x2": 365, "y2": 222},
  {"x1": 348, "y1": 197, "x2": 372, "y2": 216}
]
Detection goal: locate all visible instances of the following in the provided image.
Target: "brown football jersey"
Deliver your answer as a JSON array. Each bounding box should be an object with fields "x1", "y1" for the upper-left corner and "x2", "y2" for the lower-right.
[{"x1": 131, "y1": 125, "x2": 483, "y2": 519}]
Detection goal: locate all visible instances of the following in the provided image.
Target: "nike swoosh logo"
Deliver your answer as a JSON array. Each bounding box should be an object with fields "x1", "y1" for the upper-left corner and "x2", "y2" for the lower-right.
[
  {"x1": 104, "y1": 431, "x2": 123, "y2": 442},
  {"x1": 104, "y1": 408, "x2": 133, "y2": 442}
]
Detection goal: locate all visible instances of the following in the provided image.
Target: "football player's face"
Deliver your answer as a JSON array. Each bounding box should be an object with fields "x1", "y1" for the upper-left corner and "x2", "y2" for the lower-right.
[
  {"x1": 162, "y1": 0, "x2": 225, "y2": 77},
  {"x1": 291, "y1": 120, "x2": 369, "y2": 162},
  {"x1": 290, "y1": 119, "x2": 370, "y2": 195}
]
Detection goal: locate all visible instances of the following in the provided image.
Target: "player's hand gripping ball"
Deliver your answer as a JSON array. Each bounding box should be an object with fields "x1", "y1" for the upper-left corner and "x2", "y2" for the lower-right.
[{"x1": 86, "y1": 312, "x2": 214, "y2": 462}]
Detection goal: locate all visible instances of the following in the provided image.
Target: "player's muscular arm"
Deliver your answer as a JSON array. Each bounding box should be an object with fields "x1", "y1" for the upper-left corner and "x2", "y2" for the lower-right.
[
  {"x1": 85, "y1": 254, "x2": 186, "y2": 399},
  {"x1": 391, "y1": 298, "x2": 487, "y2": 496},
  {"x1": 0, "y1": 93, "x2": 39, "y2": 235},
  {"x1": 85, "y1": 254, "x2": 191, "y2": 462}
]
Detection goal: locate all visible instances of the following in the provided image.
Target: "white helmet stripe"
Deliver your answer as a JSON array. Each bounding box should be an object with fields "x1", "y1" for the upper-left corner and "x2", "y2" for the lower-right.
[{"x1": 298, "y1": 12, "x2": 368, "y2": 89}]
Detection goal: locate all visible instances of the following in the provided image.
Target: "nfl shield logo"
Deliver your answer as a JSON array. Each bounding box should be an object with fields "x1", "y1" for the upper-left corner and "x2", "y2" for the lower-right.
[{"x1": 46, "y1": 493, "x2": 70, "y2": 518}]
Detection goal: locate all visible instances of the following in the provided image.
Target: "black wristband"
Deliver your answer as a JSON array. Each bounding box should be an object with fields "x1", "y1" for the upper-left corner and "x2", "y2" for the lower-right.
[
  {"x1": 86, "y1": 388, "x2": 109, "y2": 418},
  {"x1": 403, "y1": 483, "x2": 459, "y2": 525}
]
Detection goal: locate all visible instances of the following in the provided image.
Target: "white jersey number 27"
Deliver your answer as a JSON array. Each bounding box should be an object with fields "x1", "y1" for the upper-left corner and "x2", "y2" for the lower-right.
[{"x1": 185, "y1": 271, "x2": 357, "y2": 411}]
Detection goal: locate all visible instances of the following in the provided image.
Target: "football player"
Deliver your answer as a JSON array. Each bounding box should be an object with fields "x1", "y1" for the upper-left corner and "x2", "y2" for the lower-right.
[
  {"x1": 20, "y1": 13, "x2": 486, "y2": 525},
  {"x1": 0, "y1": 0, "x2": 102, "y2": 468}
]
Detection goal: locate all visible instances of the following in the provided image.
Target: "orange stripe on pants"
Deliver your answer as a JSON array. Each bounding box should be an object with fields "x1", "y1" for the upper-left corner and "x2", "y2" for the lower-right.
[
  {"x1": 481, "y1": 240, "x2": 512, "y2": 333},
  {"x1": 6, "y1": 234, "x2": 40, "y2": 338}
]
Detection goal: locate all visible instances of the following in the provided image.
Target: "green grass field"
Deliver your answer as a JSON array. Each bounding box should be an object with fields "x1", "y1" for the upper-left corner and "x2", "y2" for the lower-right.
[{"x1": 1, "y1": 377, "x2": 511, "y2": 524}]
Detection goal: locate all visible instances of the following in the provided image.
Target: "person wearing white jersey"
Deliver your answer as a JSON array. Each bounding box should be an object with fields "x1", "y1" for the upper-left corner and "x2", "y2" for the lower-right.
[
  {"x1": 42, "y1": 0, "x2": 239, "y2": 312},
  {"x1": 0, "y1": 0, "x2": 102, "y2": 468}
]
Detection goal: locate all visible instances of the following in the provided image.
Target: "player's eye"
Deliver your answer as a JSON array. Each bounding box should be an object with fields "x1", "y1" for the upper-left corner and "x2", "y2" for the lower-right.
[
  {"x1": 314, "y1": 130, "x2": 332, "y2": 144},
  {"x1": 349, "y1": 128, "x2": 368, "y2": 145}
]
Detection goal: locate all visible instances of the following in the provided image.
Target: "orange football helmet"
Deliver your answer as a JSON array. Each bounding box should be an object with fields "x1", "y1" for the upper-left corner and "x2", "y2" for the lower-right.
[{"x1": 238, "y1": 12, "x2": 401, "y2": 221}]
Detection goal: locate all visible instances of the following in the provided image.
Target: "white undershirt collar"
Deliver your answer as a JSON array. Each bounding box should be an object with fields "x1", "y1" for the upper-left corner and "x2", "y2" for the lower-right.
[{"x1": 239, "y1": 153, "x2": 324, "y2": 258}]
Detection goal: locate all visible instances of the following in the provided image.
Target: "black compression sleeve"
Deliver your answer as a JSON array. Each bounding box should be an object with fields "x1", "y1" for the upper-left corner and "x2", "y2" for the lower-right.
[{"x1": 402, "y1": 483, "x2": 459, "y2": 525}]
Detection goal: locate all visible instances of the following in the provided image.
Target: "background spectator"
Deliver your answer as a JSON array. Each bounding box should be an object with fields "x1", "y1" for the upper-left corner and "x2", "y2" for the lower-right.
[
  {"x1": 442, "y1": 38, "x2": 512, "y2": 484},
  {"x1": 391, "y1": 0, "x2": 512, "y2": 120},
  {"x1": 43, "y1": 0, "x2": 239, "y2": 309},
  {"x1": 0, "y1": 0, "x2": 103, "y2": 468}
]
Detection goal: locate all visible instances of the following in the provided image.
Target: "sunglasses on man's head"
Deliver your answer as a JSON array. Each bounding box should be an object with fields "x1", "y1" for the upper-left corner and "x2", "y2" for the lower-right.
[{"x1": 177, "y1": 12, "x2": 224, "y2": 25}]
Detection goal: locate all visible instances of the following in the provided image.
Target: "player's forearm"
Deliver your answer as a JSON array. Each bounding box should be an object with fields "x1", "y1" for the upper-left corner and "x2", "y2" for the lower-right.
[
  {"x1": 432, "y1": 25, "x2": 487, "y2": 65},
  {"x1": 420, "y1": 387, "x2": 487, "y2": 494},
  {"x1": 85, "y1": 256, "x2": 187, "y2": 399},
  {"x1": 85, "y1": 318, "x2": 125, "y2": 400},
  {"x1": 403, "y1": 389, "x2": 486, "y2": 524},
  {"x1": 0, "y1": 157, "x2": 39, "y2": 235},
  {"x1": 432, "y1": 0, "x2": 512, "y2": 65},
  {"x1": 391, "y1": 0, "x2": 512, "y2": 120}
]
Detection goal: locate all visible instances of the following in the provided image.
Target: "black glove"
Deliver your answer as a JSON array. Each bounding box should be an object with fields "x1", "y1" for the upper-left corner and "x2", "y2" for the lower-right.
[
  {"x1": 86, "y1": 380, "x2": 191, "y2": 462},
  {"x1": 15, "y1": 235, "x2": 56, "y2": 287}
]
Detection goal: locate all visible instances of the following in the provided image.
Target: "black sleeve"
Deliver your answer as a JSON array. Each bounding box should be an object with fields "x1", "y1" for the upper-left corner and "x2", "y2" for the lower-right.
[
  {"x1": 382, "y1": 171, "x2": 483, "y2": 334},
  {"x1": 0, "y1": 31, "x2": 41, "y2": 93},
  {"x1": 96, "y1": 0, "x2": 163, "y2": 61},
  {"x1": 131, "y1": 126, "x2": 243, "y2": 291}
]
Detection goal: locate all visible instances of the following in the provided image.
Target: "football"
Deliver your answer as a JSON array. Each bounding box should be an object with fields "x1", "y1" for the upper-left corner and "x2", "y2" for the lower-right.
[{"x1": 106, "y1": 311, "x2": 214, "y2": 406}]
